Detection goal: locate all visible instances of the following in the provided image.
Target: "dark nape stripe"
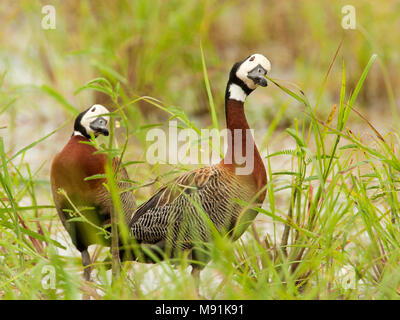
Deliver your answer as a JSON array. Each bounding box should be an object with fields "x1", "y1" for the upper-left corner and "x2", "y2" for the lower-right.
[
  {"x1": 73, "y1": 108, "x2": 91, "y2": 139},
  {"x1": 230, "y1": 78, "x2": 252, "y2": 96},
  {"x1": 225, "y1": 61, "x2": 253, "y2": 101},
  {"x1": 224, "y1": 60, "x2": 254, "y2": 119}
]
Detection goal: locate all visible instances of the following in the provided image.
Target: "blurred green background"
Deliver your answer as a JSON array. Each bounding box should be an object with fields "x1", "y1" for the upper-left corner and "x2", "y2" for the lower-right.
[
  {"x1": 1, "y1": 1, "x2": 399, "y2": 130},
  {"x1": 1, "y1": 0, "x2": 399, "y2": 183},
  {"x1": 1, "y1": 0, "x2": 400, "y2": 299}
]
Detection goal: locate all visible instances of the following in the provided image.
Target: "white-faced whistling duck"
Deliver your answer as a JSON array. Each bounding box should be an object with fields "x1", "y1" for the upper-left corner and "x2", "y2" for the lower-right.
[
  {"x1": 127, "y1": 54, "x2": 271, "y2": 280},
  {"x1": 50, "y1": 104, "x2": 136, "y2": 281}
]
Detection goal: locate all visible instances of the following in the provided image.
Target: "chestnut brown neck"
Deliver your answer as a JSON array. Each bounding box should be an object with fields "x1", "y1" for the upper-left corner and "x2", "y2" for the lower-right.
[
  {"x1": 224, "y1": 98, "x2": 250, "y2": 165},
  {"x1": 221, "y1": 96, "x2": 267, "y2": 199}
]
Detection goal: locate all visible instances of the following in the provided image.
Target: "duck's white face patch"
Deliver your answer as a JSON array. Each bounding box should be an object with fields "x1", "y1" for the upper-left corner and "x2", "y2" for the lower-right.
[
  {"x1": 236, "y1": 54, "x2": 271, "y2": 90},
  {"x1": 79, "y1": 104, "x2": 110, "y2": 136}
]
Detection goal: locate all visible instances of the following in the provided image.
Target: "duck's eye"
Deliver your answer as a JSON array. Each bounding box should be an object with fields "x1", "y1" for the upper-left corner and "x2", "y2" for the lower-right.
[
  {"x1": 92, "y1": 107, "x2": 96, "y2": 112},
  {"x1": 249, "y1": 56, "x2": 255, "y2": 61}
]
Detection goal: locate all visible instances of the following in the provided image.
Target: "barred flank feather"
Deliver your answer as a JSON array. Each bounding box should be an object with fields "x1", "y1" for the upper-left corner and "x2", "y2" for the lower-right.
[{"x1": 129, "y1": 164, "x2": 255, "y2": 254}]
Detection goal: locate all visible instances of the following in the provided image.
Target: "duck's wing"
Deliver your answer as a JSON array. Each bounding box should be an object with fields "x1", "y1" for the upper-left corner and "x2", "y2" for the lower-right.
[
  {"x1": 87, "y1": 157, "x2": 136, "y2": 223},
  {"x1": 128, "y1": 166, "x2": 216, "y2": 244}
]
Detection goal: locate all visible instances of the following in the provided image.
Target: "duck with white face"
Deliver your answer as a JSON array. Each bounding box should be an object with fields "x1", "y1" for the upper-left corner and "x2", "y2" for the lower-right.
[
  {"x1": 227, "y1": 53, "x2": 271, "y2": 102},
  {"x1": 73, "y1": 104, "x2": 110, "y2": 138},
  {"x1": 127, "y1": 54, "x2": 271, "y2": 293},
  {"x1": 50, "y1": 104, "x2": 136, "y2": 282}
]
